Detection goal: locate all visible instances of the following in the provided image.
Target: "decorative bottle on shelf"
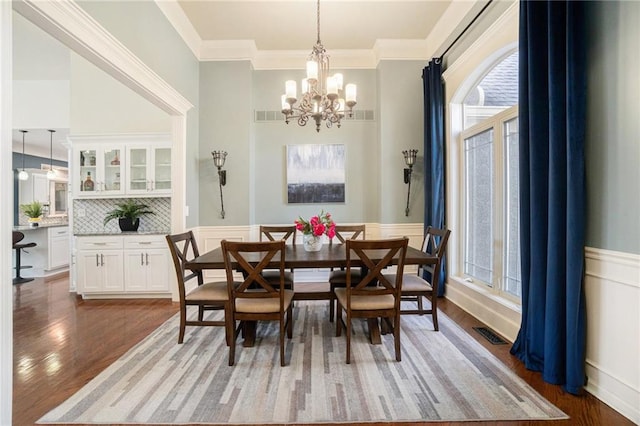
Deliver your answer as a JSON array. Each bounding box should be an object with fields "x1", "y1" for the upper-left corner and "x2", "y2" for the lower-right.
[
  {"x1": 111, "y1": 153, "x2": 120, "y2": 165},
  {"x1": 83, "y1": 172, "x2": 94, "y2": 191}
]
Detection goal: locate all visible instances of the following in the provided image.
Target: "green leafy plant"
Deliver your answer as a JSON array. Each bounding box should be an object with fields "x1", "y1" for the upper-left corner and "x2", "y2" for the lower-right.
[
  {"x1": 20, "y1": 201, "x2": 43, "y2": 219},
  {"x1": 103, "y1": 199, "x2": 155, "y2": 226}
]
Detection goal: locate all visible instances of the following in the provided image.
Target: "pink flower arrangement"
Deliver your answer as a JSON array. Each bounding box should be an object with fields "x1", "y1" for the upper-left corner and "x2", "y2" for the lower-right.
[{"x1": 295, "y1": 211, "x2": 336, "y2": 238}]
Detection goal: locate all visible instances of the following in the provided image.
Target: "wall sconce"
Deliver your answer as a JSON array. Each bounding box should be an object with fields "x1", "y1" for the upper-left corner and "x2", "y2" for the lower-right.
[
  {"x1": 211, "y1": 150, "x2": 227, "y2": 219},
  {"x1": 402, "y1": 149, "x2": 418, "y2": 216}
]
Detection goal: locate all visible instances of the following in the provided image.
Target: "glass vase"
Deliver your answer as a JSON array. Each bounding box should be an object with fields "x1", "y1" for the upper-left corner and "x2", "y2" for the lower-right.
[{"x1": 303, "y1": 233, "x2": 323, "y2": 252}]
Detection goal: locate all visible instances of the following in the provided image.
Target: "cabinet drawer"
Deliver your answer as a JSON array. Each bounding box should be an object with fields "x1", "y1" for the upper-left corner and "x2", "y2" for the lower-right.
[
  {"x1": 76, "y1": 236, "x2": 124, "y2": 250},
  {"x1": 48, "y1": 227, "x2": 69, "y2": 238},
  {"x1": 124, "y1": 236, "x2": 166, "y2": 249}
]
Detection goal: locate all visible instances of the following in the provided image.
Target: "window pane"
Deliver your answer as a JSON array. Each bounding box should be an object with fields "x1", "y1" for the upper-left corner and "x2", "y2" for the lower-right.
[
  {"x1": 504, "y1": 117, "x2": 521, "y2": 297},
  {"x1": 464, "y1": 129, "x2": 493, "y2": 284},
  {"x1": 463, "y1": 52, "x2": 518, "y2": 130}
]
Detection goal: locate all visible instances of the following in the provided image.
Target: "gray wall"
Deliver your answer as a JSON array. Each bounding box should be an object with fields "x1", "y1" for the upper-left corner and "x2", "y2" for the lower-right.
[
  {"x1": 252, "y1": 68, "x2": 379, "y2": 226},
  {"x1": 586, "y1": 1, "x2": 640, "y2": 254},
  {"x1": 78, "y1": 0, "x2": 201, "y2": 227},
  {"x1": 377, "y1": 60, "x2": 425, "y2": 223},
  {"x1": 198, "y1": 61, "x2": 253, "y2": 226},
  {"x1": 196, "y1": 63, "x2": 425, "y2": 227}
]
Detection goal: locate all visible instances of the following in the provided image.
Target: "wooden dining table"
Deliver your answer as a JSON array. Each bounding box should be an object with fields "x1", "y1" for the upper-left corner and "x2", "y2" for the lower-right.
[{"x1": 185, "y1": 242, "x2": 437, "y2": 346}]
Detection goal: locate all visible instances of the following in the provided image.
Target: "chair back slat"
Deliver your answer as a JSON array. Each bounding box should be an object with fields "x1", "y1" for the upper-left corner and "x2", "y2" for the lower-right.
[
  {"x1": 418, "y1": 226, "x2": 451, "y2": 290},
  {"x1": 259, "y1": 225, "x2": 297, "y2": 244},
  {"x1": 221, "y1": 240, "x2": 286, "y2": 302},
  {"x1": 166, "y1": 231, "x2": 204, "y2": 299},
  {"x1": 330, "y1": 224, "x2": 365, "y2": 244},
  {"x1": 346, "y1": 238, "x2": 408, "y2": 298}
]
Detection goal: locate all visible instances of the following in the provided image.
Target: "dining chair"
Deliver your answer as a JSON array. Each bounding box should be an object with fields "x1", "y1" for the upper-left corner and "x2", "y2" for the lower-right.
[
  {"x1": 259, "y1": 225, "x2": 297, "y2": 290},
  {"x1": 335, "y1": 237, "x2": 408, "y2": 364},
  {"x1": 389, "y1": 226, "x2": 450, "y2": 331},
  {"x1": 221, "y1": 239, "x2": 294, "y2": 366},
  {"x1": 328, "y1": 224, "x2": 366, "y2": 322},
  {"x1": 166, "y1": 231, "x2": 230, "y2": 345}
]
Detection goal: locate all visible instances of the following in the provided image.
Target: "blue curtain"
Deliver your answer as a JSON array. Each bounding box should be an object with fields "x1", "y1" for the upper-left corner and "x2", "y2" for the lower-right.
[
  {"x1": 422, "y1": 59, "x2": 446, "y2": 296},
  {"x1": 510, "y1": 0, "x2": 587, "y2": 395}
]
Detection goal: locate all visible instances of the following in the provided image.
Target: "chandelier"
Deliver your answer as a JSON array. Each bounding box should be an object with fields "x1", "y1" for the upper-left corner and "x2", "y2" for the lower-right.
[{"x1": 281, "y1": 0, "x2": 357, "y2": 132}]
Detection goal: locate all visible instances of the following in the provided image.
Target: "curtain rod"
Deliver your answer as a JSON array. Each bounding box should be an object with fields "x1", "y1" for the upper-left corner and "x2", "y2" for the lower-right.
[{"x1": 438, "y1": 0, "x2": 494, "y2": 62}]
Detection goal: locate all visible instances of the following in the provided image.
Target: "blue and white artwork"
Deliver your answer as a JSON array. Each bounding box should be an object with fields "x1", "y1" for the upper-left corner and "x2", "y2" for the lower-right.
[{"x1": 287, "y1": 144, "x2": 345, "y2": 204}]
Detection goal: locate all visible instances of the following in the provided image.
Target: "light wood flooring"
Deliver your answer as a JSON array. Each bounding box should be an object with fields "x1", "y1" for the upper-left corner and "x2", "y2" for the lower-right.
[{"x1": 12, "y1": 275, "x2": 632, "y2": 426}]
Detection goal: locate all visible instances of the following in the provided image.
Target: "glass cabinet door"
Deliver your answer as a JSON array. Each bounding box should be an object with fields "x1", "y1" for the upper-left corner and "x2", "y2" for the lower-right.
[
  {"x1": 154, "y1": 147, "x2": 171, "y2": 191},
  {"x1": 128, "y1": 148, "x2": 148, "y2": 191},
  {"x1": 78, "y1": 149, "x2": 97, "y2": 194},
  {"x1": 103, "y1": 148, "x2": 122, "y2": 192}
]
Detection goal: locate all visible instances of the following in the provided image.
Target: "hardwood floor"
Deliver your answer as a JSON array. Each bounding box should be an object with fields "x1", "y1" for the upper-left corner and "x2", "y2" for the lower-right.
[{"x1": 13, "y1": 275, "x2": 632, "y2": 426}]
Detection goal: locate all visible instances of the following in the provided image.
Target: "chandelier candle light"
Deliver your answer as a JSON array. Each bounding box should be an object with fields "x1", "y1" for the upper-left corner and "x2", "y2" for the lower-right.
[{"x1": 281, "y1": 0, "x2": 357, "y2": 132}]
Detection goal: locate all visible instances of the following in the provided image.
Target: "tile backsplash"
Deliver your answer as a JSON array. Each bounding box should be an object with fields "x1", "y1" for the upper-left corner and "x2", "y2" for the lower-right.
[{"x1": 73, "y1": 197, "x2": 171, "y2": 234}]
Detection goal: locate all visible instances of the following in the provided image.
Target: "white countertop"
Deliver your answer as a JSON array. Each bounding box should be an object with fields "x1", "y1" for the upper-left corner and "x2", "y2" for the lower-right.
[{"x1": 14, "y1": 223, "x2": 69, "y2": 231}]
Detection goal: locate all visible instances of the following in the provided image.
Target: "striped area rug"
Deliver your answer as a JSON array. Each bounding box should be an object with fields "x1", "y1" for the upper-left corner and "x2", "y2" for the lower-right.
[{"x1": 39, "y1": 301, "x2": 567, "y2": 424}]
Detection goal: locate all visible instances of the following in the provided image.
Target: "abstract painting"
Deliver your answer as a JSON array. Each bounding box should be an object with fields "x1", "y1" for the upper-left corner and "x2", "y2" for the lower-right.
[{"x1": 287, "y1": 144, "x2": 345, "y2": 203}]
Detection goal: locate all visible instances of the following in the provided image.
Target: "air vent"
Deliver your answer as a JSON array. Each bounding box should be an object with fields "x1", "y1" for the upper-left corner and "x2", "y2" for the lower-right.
[
  {"x1": 254, "y1": 110, "x2": 375, "y2": 122},
  {"x1": 473, "y1": 327, "x2": 508, "y2": 345}
]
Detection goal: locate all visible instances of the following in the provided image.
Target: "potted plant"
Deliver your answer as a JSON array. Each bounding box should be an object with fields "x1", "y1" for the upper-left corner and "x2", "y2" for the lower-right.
[
  {"x1": 103, "y1": 199, "x2": 155, "y2": 232},
  {"x1": 20, "y1": 201, "x2": 44, "y2": 227}
]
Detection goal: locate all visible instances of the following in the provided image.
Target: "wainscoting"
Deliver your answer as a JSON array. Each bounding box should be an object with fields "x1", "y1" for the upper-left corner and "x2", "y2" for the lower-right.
[{"x1": 583, "y1": 247, "x2": 639, "y2": 424}]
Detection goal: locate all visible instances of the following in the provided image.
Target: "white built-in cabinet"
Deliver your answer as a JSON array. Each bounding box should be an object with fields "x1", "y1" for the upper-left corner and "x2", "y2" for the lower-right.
[
  {"x1": 123, "y1": 237, "x2": 171, "y2": 292},
  {"x1": 69, "y1": 134, "x2": 171, "y2": 198},
  {"x1": 19, "y1": 172, "x2": 50, "y2": 204},
  {"x1": 48, "y1": 226, "x2": 70, "y2": 270},
  {"x1": 126, "y1": 145, "x2": 172, "y2": 195},
  {"x1": 75, "y1": 235, "x2": 171, "y2": 298}
]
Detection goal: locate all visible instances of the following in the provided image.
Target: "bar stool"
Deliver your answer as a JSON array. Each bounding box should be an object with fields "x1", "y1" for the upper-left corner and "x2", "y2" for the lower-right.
[{"x1": 13, "y1": 231, "x2": 36, "y2": 285}]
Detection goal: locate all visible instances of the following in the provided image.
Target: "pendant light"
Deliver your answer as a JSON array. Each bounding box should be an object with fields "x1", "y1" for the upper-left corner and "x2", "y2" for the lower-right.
[
  {"x1": 46, "y1": 129, "x2": 56, "y2": 180},
  {"x1": 18, "y1": 130, "x2": 29, "y2": 181}
]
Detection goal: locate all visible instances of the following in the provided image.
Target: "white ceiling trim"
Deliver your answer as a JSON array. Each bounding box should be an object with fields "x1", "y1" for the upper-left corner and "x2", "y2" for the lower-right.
[{"x1": 199, "y1": 40, "x2": 431, "y2": 69}]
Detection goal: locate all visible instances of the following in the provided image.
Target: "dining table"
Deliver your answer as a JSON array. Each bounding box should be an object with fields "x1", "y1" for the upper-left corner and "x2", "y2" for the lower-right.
[{"x1": 185, "y1": 242, "x2": 437, "y2": 346}]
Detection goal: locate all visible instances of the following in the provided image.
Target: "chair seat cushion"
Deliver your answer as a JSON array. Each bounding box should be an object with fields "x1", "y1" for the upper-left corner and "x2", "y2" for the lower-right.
[
  {"x1": 261, "y1": 270, "x2": 294, "y2": 285},
  {"x1": 383, "y1": 274, "x2": 433, "y2": 292},
  {"x1": 185, "y1": 281, "x2": 229, "y2": 301},
  {"x1": 235, "y1": 289, "x2": 294, "y2": 313},
  {"x1": 329, "y1": 269, "x2": 362, "y2": 285},
  {"x1": 334, "y1": 288, "x2": 395, "y2": 310}
]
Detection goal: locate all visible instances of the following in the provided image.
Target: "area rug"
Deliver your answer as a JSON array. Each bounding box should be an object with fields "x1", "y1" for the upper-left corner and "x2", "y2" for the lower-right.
[{"x1": 39, "y1": 301, "x2": 567, "y2": 424}]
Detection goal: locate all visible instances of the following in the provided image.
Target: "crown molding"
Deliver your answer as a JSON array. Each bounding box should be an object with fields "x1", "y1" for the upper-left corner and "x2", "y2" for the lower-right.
[
  {"x1": 200, "y1": 40, "x2": 258, "y2": 62},
  {"x1": 373, "y1": 39, "x2": 430, "y2": 63}
]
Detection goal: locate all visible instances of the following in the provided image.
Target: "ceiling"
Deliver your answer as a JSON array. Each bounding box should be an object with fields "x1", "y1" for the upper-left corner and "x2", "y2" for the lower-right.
[{"x1": 177, "y1": 0, "x2": 452, "y2": 51}]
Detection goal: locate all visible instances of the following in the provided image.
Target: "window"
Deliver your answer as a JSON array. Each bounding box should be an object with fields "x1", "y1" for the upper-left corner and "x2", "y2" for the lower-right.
[{"x1": 460, "y1": 52, "x2": 521, "y2": 302}]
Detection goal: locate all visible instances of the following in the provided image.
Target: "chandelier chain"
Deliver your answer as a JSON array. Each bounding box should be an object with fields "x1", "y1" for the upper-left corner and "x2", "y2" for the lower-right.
[{"x1": 316, "y1": 0, "x2": 321, "y2": 44}]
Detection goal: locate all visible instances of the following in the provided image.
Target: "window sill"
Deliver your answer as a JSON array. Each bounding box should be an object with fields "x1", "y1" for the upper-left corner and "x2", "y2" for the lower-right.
[{"x1": 446, "y1": 275, "x2": 522, "y2": 342}]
